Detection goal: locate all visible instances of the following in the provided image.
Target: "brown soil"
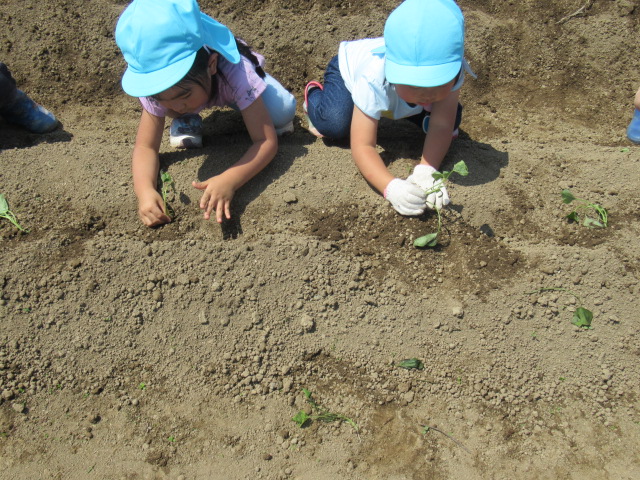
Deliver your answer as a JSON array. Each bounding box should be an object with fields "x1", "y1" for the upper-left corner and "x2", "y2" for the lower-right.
[{"x1": 1, "y1": 1, "x2": 640, "y2": 479}]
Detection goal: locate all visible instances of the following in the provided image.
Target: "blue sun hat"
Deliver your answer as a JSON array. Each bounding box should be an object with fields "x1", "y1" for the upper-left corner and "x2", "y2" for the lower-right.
[
  {"x1": 374, "y1": 0, "x2": 465, "y2": 88},
  {"x1": 115, "y1": 0, "x2": 240, "y2": 97}
]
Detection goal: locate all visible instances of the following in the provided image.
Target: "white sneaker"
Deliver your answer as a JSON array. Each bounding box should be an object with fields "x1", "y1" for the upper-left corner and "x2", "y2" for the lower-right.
[
  {"x1": 169, "y1": 114, "x2": 203, "y2": 149},
  {"x1": 275, "y1": 121, "x2": 294, "y2": 136}
]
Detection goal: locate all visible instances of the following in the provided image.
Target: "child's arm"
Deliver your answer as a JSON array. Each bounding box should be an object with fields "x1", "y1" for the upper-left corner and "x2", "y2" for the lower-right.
[
  {"x1": 351, "y1": 106, "x2": 426, "y2": 216},
  {"x1": 421, "y1": 88, "x2": 460, "y2": 169},
  {"x1": 131, "y1": 110, "x2": 172, "y2": 227},
  {"x1": 408, "y1": 89, "x2": 460, "y2": 209},
  {"x1": 192, "y1": 96, "x2": 277, "y2": 223}
]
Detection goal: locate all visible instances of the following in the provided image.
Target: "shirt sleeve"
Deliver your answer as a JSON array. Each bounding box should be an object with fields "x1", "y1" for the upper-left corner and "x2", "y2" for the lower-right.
[
  {"x1": 139, "y1": 96, "x2": 168, "y2": 117},
  {"x1": 351, "y1": 76, "x2": 389, "y2": 120},
  {"x1": 217, "y1": 56, "x2": 268, "y2": 111}
]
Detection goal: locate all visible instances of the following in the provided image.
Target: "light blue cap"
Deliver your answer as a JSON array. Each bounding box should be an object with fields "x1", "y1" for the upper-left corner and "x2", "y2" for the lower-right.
[
  {"x1": 374, "y1": 0, "x2": 465, "y2": 88},
  {"x1": 115, "y1": 0, "x2": 240, "y2": 97}
]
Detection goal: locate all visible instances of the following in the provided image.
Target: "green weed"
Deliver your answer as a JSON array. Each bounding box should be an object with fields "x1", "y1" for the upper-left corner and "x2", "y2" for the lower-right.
[
  {"x1": 561, "y1": 189, "x2": 608, "y2": 228},
  {"x1": 414, "y1": 161, "x2": 468, "y2": 248}
]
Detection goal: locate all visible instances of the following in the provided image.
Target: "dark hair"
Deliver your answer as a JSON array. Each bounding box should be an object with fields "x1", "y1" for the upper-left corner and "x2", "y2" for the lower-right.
[{"x1": 151, "y1": 38, "x2": 265, "y2": 102}]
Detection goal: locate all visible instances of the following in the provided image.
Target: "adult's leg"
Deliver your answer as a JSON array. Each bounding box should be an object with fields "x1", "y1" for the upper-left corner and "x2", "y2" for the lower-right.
[{"x1": 306, "y1": 56, "x2": 354, "y2": 139}]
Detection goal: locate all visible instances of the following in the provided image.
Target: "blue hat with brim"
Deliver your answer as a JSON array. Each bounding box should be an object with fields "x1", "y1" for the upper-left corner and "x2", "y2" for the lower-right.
[
  {"x1": 115, "y1": 0, "x2": 240, "y2": 97},
  {"x1": 373, "y1": 0, "x2": 465, "y2": 88}
]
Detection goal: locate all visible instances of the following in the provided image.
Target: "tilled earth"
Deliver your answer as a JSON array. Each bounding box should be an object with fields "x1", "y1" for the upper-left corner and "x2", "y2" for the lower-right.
[{"x1": 1, "y1": 1, "x2": 640, "y2": 479}]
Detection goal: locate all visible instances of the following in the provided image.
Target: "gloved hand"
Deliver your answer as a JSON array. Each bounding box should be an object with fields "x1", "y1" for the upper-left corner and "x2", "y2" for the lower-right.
[
  {"x1": 407, "y1": 164, "x2": 450, "y2": 210},
  {"x1": 384, "y1": 178, "x2": 427, "y2": 216}
]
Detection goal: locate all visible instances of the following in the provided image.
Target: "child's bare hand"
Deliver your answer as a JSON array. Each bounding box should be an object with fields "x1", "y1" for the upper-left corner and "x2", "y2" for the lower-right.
[
  {"x1": 192, "y1": 177, "x2": 235, "y2": 223},
  {"x1": 138, "y1": 190, "x2": 172, "y2": 227}
]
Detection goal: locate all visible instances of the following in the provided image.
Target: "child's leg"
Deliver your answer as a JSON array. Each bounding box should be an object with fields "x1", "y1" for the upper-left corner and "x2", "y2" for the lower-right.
[
  {"x1": 306, "y1": 56, "x2": 354, "y2": 139},
  {"x1": 261, "y1": 74, "x2": 297, "y2": 134}
]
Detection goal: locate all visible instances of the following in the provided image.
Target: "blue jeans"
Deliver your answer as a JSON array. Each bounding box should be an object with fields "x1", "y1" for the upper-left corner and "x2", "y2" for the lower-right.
[
  {"x1": 306, "y1": 56, "x2": 354, "y2": 139},
  {"x1": 307, "y1": 56, "x2": 463, "y2": 138}
]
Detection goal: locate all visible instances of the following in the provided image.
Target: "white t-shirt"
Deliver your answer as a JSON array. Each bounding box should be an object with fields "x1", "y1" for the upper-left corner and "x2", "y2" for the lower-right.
[{"x1": 337, "y1": 37, "x2": 473, "y2": 121}]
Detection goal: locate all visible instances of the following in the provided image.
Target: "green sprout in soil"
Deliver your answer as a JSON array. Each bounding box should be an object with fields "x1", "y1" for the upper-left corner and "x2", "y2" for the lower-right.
[
  {"x1": 292, "y1": 388, "x2": 358, "y2": 432},
  {"x1": 526, "y1": 287, "x2": 593, "y2": 328},
  {"x1": 0, "y1": 193, "x2": 28, "y2": 232},
  {"x1": 561, "y1": 189, "x2": 607, "y2": 228},
  {"x1": 397, "y1": 358, "x2": 424, "y2": 370},
  {"x1": 159, "y1": 170, "x2": 176, "y2": 218},
  {"x1": 414, "y1": 161, "x2": 468, "y2": 248}
]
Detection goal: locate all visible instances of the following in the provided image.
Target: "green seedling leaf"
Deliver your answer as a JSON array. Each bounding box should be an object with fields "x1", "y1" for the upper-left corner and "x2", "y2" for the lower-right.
[
  {"x1": 414, "y1": 233, "x2": 439, "y2": 248},
  {"x1": 620, "y1": 147, "x2": 630, "y2": 152},
  {"x1": 452, "y1": 160, "x2": 469, "y2": 177},
  {"x1": 292, "y1": 411, "x2": 310, "y2": 427},
  {"x1": 566, "y1": 211, "x2": 579, "y2": 222},
  {"x1": 159, "y1": 170, "x2": 176, "y2": 218},
  {"x1": 0, "y1": 193, "x2": 28, "y2": 232},
  {"x1": 561, "y1": 189, "x2": 576, "y2": 204},
  {"x1": 0, "y1": 194, "x2": 8, "y2": 215},
  {"x1": 582, "y1": 216, "x2": 603, "y2": 228},
  {"x1": 398, "y1": 358, "x2": 424, "y2": 370},
  {"x1": 571, "y1": 307, "x2": 593, "y2": 328}
]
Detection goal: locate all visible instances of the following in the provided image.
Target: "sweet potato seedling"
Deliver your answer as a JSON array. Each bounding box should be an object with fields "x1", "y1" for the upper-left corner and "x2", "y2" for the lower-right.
[
  {"x1": 0, "y1": 193, "x2": 28, "y2": 232},
  {"x1": 159, "y1": 170, "x2": 176, "y2": 218},
  {"x1": 414, "y1": 161, "x2": 468, "y2": 248},
  {"x1": 526, "y1": 287, "x2": 594, "y2": 328},
  {"x1": 292, "y1": 388, "x2": 358, "y2": 432},
  {"x1": 561, "y1": 189, "x2": 607, "y2": 228}
]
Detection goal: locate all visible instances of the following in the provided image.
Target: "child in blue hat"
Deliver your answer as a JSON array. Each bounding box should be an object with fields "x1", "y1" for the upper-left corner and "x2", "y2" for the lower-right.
[
  {"x1": 115, "y1": 0, "x2": 296, "y2": 227},
  {"x1": 627, "y1": 86, "x2": 640, "y2": 144},
  {"x1": 304, "y1": 0, "x2": 474, "y2": 216}
]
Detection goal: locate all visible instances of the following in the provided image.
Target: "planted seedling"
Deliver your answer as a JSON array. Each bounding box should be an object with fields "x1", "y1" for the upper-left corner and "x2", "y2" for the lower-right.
[
  {"x1": 526, "y1": 287, "x2": 593, "y2": 328},
  {"x1": 561, "y1": 189, "x2": 607, "y2": 228},
  {"x1": 0, "y1": 193, "x2": 28, "y2": 232},
  {"x1": 397, "y1": 358, "x2": 424, "y2": 370},
  {"x1": 159, "y1": 170, "x2": 176, "y2": 218},
  {"x1": 292, "y1": 388, "x2": 358, "y2": 432},
  {"x1": 414, "y1": 161, "x2": 468, "y2": 248}
]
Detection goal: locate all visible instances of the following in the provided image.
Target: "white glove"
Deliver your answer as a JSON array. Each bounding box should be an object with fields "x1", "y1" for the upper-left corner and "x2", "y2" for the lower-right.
[
  {"x1": 407, "y1": 164, "x2": 450, "y2": 210},
  {"x1": 384, "y1": 178, "x2": 426, "y2": 216}
]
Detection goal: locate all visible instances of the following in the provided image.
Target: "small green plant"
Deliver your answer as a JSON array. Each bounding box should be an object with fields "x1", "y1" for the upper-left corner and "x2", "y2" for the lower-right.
[
  {"x1": 414, "y1": 161, "x2": 468, "y2": 248},
  {"x1": 397, "y1": 358, "x2": 424, "y2": 370},
  {"x1": 138, "y1": 382, "x2": 147, "y2": 390},
  {"x1": 292, "y1": 389, "x2": 358, "y2": 432},
  {"x1": 0, "y1": 193, "x2": 28, "y2": 232},
  {"x1": 159, "y1": 170, "x2": 176, "y2": 218},
  {"x1": 167, "y1": 435, "x2": 176, "y2": 442},
  {"x1": 561, "y1": 189, "x2": 607, "y2": 228},
  {"x1": 526, "y1": 287, "x2": 594, "y2": 328}
]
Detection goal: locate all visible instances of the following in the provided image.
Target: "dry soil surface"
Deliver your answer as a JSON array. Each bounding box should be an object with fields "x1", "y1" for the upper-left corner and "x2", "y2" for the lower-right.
[{"x1": 1, "y1": 1, "x2": 640, "y2": 479}]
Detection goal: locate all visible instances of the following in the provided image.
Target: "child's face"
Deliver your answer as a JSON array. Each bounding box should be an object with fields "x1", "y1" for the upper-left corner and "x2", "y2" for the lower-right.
[
  {"x1": 154, "y1": 53, "x2": 219, "y2": 115},
  {"x1": 155, "y1": 83, "x2": 210, "y2": 115},
  {"x1": 394, "y1": 79, "x2": 455, "y2": 107}
]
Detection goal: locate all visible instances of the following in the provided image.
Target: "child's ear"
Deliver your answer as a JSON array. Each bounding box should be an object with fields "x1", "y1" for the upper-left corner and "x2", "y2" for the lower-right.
[{"x1": 208, "y1": 53, "x2": 219, "y2": 75}]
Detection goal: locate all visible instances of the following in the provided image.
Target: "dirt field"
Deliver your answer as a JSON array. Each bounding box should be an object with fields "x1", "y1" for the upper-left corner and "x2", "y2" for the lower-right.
[{"x1": 1, "y1": 0, "x2": 640, "y2": 479}]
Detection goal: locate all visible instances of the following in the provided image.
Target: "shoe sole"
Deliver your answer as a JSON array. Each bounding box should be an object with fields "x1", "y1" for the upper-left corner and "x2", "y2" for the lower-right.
[{"x1": 170, "y1": 135, "x2": 203, "y2": 149}]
